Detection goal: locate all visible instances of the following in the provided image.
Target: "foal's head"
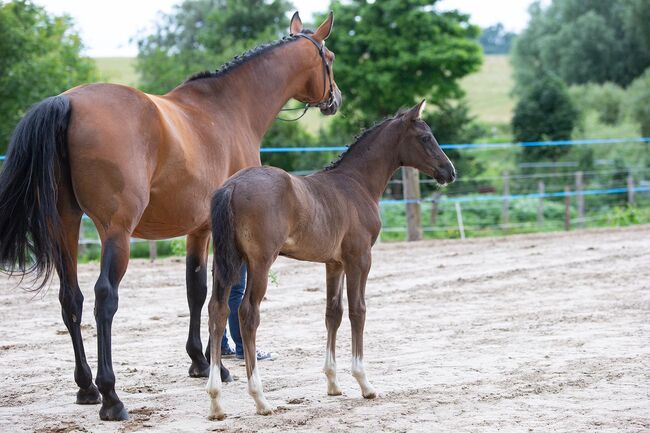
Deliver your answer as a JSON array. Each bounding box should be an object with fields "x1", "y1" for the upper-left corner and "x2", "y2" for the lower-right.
[
  {"x1": 289, "y1": 12, "x2": 342, "y2": 115},
  {"x1": 397, "y1": 101, "x2": 456, "y2": 185}
]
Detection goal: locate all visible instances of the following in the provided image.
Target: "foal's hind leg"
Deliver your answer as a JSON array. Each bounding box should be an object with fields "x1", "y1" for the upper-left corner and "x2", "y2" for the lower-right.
[
  {"x1": 345, "y1": 252, "x2": 376, "y2": 399},
  {"x1": 239, "y1": 258, "x2": 274, "y2": 415},
  {"x1": 323, "y1": 262, "x2": 344, "y2": 396},
  {"x1": 185, "y1": 231, "x2": 211, "y2": 377},
  {"x1": 56, "y1": 208, "x2": 101, "y2": 404},
  {"x1": 205, "y1": 264, "x2": 233, "y2": 420}
]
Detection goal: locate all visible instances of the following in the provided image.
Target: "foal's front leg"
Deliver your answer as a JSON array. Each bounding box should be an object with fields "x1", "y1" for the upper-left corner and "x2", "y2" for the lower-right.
[
  {"x1": 324, "y1": 262, "x2": 344, "y2": 396},
  {"x1": 345, "y1": 252, "x2": 377, "y2": 399}
]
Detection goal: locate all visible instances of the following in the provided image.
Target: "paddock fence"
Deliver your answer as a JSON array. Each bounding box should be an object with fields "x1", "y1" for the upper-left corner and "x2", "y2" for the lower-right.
[{"x1": 1, "y1": 136, "x2": 649, "y2": 259}]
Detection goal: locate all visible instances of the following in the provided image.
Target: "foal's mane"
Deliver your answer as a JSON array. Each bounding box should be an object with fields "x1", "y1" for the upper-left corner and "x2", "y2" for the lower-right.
[
  {"x1": 184, "y1": 30, "x2": 314, "y2": 83},
  {"x1": 324, "y1": 109, "x2": 409, "y2": 171}
]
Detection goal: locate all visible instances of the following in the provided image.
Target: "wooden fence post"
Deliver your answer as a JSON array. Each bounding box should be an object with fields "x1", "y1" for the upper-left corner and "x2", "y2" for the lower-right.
[
  {"x1": 564, "y1": 185, "x2": 571, "y2": 231},
  {"x1": 627, "y1": 173, "x2": 636, "y2": 205},
  {"x1": 149, "y1": 240, "x2": 157, "y2": 262},
  {"x1": 502, "y1": 171, "x2": 510, "y2": 228},
  {"x1": 78, "y1": 222, "x2": 86, "y2": 256},
  {"x1": 575, "y1": 171, "x2": 584, "y2": 228},
  {"x1": 402, "y1": 167, "x2": 422, "y2": 241},
  {"x1": 537, "y1": 180, "x2": 545, "y2": 227}
]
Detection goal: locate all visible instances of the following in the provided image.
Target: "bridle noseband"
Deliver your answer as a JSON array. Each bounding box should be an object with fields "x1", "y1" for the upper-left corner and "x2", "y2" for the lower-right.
[{"x1": 276, "y1": 33, "x2": 336, "y2": 122}]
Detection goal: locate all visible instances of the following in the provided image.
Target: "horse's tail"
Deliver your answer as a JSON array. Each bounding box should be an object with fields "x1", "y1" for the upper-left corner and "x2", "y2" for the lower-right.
[
  {"x1": 0, "y1": 95, "x2": 72, "y2": 290},
  {"x1": 210, "y1": 184, "x2": 244, "y2": 300}
]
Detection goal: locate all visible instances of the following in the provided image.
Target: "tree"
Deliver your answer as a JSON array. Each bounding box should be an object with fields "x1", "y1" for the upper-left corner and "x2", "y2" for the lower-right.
[
  {"x1": 627, "y1": 68, "x2": 650, "y2": 137},
  {"x1": 0, "y1": 0, "x2": 97, "y2": 152},
  {"x1": 318, "y1": 0, "x2": 482, "y2": 132},
  {"x1": 512, "y1": 1, "x2": 650, "y2": 88},
  {"x1": 135, "y1": 0, "x2": 291, "y2": 94},
  {"x1": 479, "y1": 24, "x2": 516, "y2": 55},
  {"x1": 511, "y1": 74, "x2": 578, "y2": 162}
]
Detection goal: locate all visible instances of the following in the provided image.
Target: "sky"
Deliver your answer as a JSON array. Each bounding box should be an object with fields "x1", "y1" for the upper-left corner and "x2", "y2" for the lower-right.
[{"x1": 34, "y1": 0, "x2": 543, "y2": 57}]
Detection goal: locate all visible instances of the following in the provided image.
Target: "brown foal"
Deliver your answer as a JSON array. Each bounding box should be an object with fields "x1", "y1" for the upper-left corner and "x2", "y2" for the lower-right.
[
  {"x1": 206, "y1": 101, "x2": 456, "y2": 419},
  {"x1": 0, "y1": 12, "x2": 341, "y2": 421}
]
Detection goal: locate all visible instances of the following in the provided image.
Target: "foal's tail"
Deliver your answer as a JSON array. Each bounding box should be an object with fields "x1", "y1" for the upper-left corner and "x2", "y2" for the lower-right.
[
  {"x1": 210, "y1": 185, "x2": 244, "y2": 300},
  {"x1": 0, "y1": 95, "x2": 71, "y2": 290}
]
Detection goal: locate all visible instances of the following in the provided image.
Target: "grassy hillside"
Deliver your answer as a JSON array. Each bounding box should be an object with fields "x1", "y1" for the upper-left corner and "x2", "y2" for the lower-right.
[
  {"x1": 94, "y1": 57, "x2": 139, "y2": 86},
  {"x1": 460, "y1": 55, "x2": 514, "y2": 125},
  {"x1": 93, "y1": 55, "x2": 515, "y2": 128}
]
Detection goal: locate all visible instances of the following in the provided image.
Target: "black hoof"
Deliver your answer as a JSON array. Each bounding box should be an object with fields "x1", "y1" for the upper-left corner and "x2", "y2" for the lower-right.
[
  {"x1": 189, "y1": 359, "x2": 210, "y2": 378},
  {"x1": 99, "y1": 401, "x2": 129, "y2": 421},
  {"x1": 221, "y1": 368, "x2": 234, "y2": 383},
  {"x1": 76, "y1": 384, "x2": 101, "y2": 405}
]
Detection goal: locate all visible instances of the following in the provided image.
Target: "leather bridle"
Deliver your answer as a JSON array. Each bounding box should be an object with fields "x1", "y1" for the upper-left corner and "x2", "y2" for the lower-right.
[{"x1": 276, "y1": 33, "x2": 336, "y2": 122}]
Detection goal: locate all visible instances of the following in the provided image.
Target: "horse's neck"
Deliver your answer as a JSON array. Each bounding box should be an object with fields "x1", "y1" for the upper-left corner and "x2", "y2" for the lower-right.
[
  {"x1": 332, "y1": 126, "x2": 402, "y2": 202},
  {"x1": 171, "y1": 45, "x2": 305, "y2": 141}
]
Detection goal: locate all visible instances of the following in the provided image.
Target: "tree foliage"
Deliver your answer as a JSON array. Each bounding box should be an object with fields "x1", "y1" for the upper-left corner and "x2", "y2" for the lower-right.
[
  {"x1": 627, "y1": 68, "x2": 650, "y2": 137},
  {"x1": 135, "y1": 0, "x2": 290, "y2": 94},
  {"x1": 319, "y1": 0, "x2": 482, "y2": 132},
  {"x1": 512, "y1": 0, "x2": 650, "y2": 88},
  {"x1": 479, "y1": 23, "x2": 516, "y2": 55},
  {"x1": 512, "y1": 74, "x2": 578, "y2": 161},
  {"x1": 0, "y1": 0, "x2": 97, "y2": 152}
]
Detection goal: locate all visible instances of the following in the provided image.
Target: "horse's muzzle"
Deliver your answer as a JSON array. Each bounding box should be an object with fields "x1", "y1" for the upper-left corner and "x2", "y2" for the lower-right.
[{"x1": 320, "y1": 87, "x2": 342, "y2": 115}]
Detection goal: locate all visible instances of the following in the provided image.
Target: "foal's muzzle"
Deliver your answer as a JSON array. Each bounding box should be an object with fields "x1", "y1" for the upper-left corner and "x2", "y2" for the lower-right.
[
  {"x1": 320, "y1": 87, "x2": 342, "y2": 116},
  {"x1": 434, "y1": 165, "x2": 456, "y2": 186}
]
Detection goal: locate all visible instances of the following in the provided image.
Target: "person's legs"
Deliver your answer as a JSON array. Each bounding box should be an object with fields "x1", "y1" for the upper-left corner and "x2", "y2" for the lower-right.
[{"x1": 228, "y1": 265, "x2": 247, "y2": 357}]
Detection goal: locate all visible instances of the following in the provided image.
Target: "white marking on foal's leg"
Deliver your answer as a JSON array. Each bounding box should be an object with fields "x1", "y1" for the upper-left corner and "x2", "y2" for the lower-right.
[
  {"x1": 323, "y1": 349, "x2": 342, "y2": 395},
  {"x1": 351, "y1": 356, "x2": 376, "y2": 399},
  {"x1": 248, "y1": 366, "x2": 273, "y2": 415},
  {"x1": 206, "y1": 364, "x2": 225, "y2": 420}
]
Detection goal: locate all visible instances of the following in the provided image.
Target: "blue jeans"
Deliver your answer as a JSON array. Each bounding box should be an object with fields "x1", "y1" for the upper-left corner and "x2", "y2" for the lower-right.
[{"x1": 221, "y1": 265, "x2": 246, "y2": 357}]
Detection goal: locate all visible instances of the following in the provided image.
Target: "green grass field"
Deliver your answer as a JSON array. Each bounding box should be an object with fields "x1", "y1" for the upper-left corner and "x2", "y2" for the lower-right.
[
  {"x1": 93, "y1": 57, "x2": 139, "y2": 86},
  {"x1": 460, "y1": 55, "x2": 514, "y2": 125},
  {"x1": 93, "y1": 54, "x2": 515, "y2": 128}
]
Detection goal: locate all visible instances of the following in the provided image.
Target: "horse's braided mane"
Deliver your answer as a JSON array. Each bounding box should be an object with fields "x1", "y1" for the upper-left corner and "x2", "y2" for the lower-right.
[
  {"x1": 184, "y1": 29, "x2": 314, "y2": 83},
  {"x1": 323, "y1": 108, "x2": 409, "y2": 171}
]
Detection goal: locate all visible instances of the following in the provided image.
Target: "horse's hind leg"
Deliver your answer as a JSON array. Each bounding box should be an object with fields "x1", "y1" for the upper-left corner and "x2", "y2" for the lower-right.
[
  {"x1": 185, "y1": 231, "x2": 211, "y2": 377},
  {"x1": 323, "y1": 262, "x2": 344, "y2": 396},
  {"x1": 239, "y1": 258, "x2": 274, "y2": 415},
  {"x1": 94, "y1": 230, "x2": 131, "y2": 421},
  {"x1": 56, "y1": 207, "x2": 101, "y2": 404},
  {"x1": 345, "y1": 251, "x2": 376, "y2": 399}
]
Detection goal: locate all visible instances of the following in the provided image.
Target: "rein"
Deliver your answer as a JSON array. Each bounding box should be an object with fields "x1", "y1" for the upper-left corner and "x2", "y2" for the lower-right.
[{"x1": 276, "y1": 33, "x2": 335, "y2": 122}]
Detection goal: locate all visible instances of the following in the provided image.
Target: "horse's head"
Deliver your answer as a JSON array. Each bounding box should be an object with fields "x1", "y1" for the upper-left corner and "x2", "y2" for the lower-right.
[
  {"x1": 289, "y1": 12, "x2": 342, "y2": 115},
  {"x1": 398, "y1": 101, "x2": 456, "y2": 185}
]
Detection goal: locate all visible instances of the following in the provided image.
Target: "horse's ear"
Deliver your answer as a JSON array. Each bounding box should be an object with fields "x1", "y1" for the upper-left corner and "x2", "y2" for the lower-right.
[
  {"x1": 290, "y1": 11, "x2": 303, "y2": 35},
  {"x1": 313, "y1": 11, "x2": 334, "y2": 41},
  {"x1": 405, "y1": 99, "x2": 426, "y2": 121}
]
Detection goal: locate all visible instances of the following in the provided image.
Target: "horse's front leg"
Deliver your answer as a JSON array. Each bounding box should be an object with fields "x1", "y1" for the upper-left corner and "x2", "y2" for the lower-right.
[
  {"x1": 324, "y1": 262, "x2": 344, "y2": 396},
  {"x1": 94, "y1": 232, "x2": 131, "y2": 421},
  {"x1": 344, "y1": 251, "x2": 376, "y2": 399},
  {"x1": 185, "y1": 232, "x2": 211, "y2": 377}
]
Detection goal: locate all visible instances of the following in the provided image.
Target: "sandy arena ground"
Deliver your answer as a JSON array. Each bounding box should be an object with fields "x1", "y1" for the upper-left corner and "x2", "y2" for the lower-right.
[{"x1": 0, "y1": 225, "x2": 649, "y2": 432}]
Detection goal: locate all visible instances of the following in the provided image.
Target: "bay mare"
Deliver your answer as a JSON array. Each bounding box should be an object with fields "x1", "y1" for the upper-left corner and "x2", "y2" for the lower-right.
[
  {"x1": 0, "y1": 12, "x2": 341, "y2": 421},
  {"x1": 206, "y1": 101, "x2": 456, "y2": 419}
]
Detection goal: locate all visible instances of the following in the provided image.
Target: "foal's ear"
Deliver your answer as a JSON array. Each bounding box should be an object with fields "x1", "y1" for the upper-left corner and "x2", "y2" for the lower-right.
[
  {"x1": 290, "y1": 11, "x2": 303, "y2": 35},
  {"x1": 313, "y1": 11, "x2": 334, "y2": 41},
  {"x1": 405, "y1": 99, "x2": 427, "y2": 121}
]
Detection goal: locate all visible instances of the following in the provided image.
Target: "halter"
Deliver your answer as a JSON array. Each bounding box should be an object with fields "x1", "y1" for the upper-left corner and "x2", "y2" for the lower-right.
[{"x1": 276, "y1": 33, "x2": 336, "y2": 122}]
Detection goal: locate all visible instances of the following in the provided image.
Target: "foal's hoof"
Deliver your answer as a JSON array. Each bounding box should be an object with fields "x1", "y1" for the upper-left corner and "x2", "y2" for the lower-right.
[
  {"x1": 256, "y1": 406, "x2": 274, "y2": 416},
  {"x1": 188, "y1": 360, "x2": 210, "y2": 378},
  {"x1": 76, "y1": 384, "x2": 101, "y2": 405},
  {"x1": 99, "y1": 401, "x2": 129, "y2": 421},
  {"x1": 362, "y1": 390, "x2": 377, "y2": 399}
]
